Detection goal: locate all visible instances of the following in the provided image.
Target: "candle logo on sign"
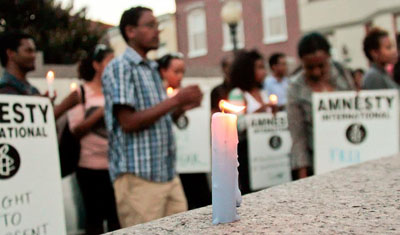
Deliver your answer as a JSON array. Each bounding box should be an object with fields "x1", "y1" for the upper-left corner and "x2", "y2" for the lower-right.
[
  {"x1": 175, "y1": 115, "x2": 189, "y2": 129},
  {"x1": 346, "y1": 123, "x2": 367, "y2": 145},
  {"x1": 269, "y1": 135, "x2": 282, "y2": 150},
  {"x1": 0, "y1": 143, "x2": 21, "y2": 180}
]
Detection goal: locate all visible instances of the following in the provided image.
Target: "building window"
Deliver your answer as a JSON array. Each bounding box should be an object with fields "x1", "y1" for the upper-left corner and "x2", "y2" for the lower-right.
[
  {"x1": 262, "y1": 0, "x2": 288, "y2": 44},
  {"x1": 187, "y1": 8, "x2": 208, "y2": 58},
  {"x1": 222, "y1": 3, "x2": 245, "y2": 51}
]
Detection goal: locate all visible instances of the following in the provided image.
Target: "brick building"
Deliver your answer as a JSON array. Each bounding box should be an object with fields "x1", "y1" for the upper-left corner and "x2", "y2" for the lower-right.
[{"x1": 175, "y1": 0, "x2": 301, "y2": 77}]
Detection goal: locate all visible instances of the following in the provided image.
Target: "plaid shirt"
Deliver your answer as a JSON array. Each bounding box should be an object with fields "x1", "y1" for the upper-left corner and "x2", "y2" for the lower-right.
[
  {"x1": 0, "y1": 71, "x2": 40, "y2": 95},
  {"x1": 102, "y1": 47, "x2": 176, "y2": 183}
]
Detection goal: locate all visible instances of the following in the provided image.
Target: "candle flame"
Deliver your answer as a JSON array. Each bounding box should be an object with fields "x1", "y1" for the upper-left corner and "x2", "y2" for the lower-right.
[
  {"x1": 70, "y1": 82, "x2": 78, "y2": 91},
  {"x1": 269, "y1": 94, "x2": 278, "y2": 105},
  {"x1": 219, "y1": 100, "x2": 245, "y2": 113},
  {"x1": 167, "y1": 87, "x2": 174, "y2": 96},
  {"x1": 46, "y1": 70, "x2": 55, "y2": 81}
]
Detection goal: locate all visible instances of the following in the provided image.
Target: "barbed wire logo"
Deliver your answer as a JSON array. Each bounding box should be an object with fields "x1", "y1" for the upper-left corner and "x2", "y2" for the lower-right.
[{"x1": 0, "y1": 144, "x2": 21, "y2": 180}]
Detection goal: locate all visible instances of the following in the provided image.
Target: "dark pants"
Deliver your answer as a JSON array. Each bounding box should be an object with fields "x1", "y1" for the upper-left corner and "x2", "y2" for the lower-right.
[
  {"x1": 76, "y1": 167, "x2": 120, "y2": 234},
  {"x1": 237, "y1": 139, "x2": 251, "y2": 195},
  {"x1": 180, "y1": 173, "x2": 212, "y2": 210}
]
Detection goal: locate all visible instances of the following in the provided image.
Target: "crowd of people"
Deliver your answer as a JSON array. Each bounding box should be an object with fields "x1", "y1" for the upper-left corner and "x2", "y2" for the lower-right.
[{"x1": 0, "y1": 5, "x2": 399, "y2": 234}]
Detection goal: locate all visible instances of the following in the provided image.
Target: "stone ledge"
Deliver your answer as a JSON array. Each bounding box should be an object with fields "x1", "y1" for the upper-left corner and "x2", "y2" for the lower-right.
[{"x1": 107, "y1": 155, "x2": 400, "y2": 234}]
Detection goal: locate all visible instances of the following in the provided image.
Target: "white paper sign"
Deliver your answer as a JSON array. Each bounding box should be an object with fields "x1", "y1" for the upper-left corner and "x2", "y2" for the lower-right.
[
  {"x1": 246, "y1": 112, "x2": 292, "y2": 190},
  {"x1": 175, "y1": 87, "x2": 211, "y2": 173},
  {"x1": 313, "y1": 90, "x2": 399, "y2": 175},
  {"x1": 0, "y1": 95, "x2": 66, "y2": 235}
]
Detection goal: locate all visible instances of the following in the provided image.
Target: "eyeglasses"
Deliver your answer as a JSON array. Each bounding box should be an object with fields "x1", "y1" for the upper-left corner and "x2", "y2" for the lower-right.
[
  {"x1": 93, "y1": 44, "x2": 108, "y2": 59},
  {"x1": 138, "y1": 21, "x2": 160, "y2": 30}
]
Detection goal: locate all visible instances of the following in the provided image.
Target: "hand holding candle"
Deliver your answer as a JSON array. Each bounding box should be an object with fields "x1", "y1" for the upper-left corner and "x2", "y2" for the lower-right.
[
  {"x1": 212, "y1": 100, "x2": 244, "y2": 225},
  {"x1": 46, "y1": 70, "x2": 55, "y2": 98}
]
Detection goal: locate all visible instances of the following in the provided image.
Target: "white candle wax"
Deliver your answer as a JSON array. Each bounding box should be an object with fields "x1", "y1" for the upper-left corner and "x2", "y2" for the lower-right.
[
  {"x1": 46, "y1": 71, "x2": 55, "y2": 98},
  {"x1": 212, "y1": 112, "x2": 241, "y2": 224}
]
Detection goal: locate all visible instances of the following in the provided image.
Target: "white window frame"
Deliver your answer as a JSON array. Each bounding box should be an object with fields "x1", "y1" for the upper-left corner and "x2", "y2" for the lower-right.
[
  {"x1": 187, "y1": 8, "x2": 208, "y2": 58},
  {"x1": 222, "y1": 3, "x2": 245, "y2": 51},
  {"x1": 262, "y1": 0, "x2": 288, "y2": 44}
]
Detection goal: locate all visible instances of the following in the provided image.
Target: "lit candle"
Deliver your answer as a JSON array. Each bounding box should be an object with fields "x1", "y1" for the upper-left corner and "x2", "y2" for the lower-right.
[
  {"x1": 166, "y1": 87, "x2": 178, "y2": 98},
  {"x1": 70, "y1": 82, "x2": 78, "y2": 92},
  {"x1": 46, "y1": 70, "x2": 55, "y2": 98},
  {"x1": 269, "y1": 94, "x2": 278, "y2": 105},
  {"x1": 212, "y1": 100, "x2": 244, "y2": 225}
]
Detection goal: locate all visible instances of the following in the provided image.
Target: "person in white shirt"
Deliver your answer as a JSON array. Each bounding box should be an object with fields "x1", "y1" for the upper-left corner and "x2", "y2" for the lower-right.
[{"x1": 263, "y1": 53, "x2": 289, "y2": 108}]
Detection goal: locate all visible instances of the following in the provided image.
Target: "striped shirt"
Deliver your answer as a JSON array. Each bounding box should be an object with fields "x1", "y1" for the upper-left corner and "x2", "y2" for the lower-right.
[{"x1": 102, "y1": 47, "x2": 176, "y2": 183}]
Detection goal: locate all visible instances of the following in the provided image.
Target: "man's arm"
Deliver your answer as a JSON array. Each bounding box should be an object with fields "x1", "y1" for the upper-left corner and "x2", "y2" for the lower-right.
[{"x1": 115, "y1": 85, "x2": 202, "y2": 132}]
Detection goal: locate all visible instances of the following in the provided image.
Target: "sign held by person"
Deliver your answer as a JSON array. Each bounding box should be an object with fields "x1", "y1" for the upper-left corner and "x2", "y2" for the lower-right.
[
  {"x1": 0, "y1": 94, "x2": 66, "y2": 235},
  {"x1": 175, "y1": 86, "x2": 211, "y2": 173},
  {"x1": 246, "y1": 112, "x2": 292, "y2": 190},
  {"x1": 313, "y1": 89, "x2": 399, "y2": 175}
]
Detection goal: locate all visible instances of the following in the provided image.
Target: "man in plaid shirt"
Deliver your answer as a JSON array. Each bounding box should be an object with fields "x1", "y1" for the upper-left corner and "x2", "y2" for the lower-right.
[{"x1": 102, "y1": 6, "x2": 203, "y2": 227}]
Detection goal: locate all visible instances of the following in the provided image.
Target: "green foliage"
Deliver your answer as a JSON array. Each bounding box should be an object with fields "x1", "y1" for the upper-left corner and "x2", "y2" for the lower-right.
[{"x1": 0, "y1": 0, "x2": 108, "y2": 64}]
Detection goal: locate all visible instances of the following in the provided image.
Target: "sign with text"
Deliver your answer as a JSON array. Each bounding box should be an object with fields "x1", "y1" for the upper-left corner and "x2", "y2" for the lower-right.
[
  {"x1": 175, "y1": 87, "x2": 211, "y2": 173},
  {"x1": 0, "y1": 95, "x2": 66, "y2": 235},
  {"x1": 246, "y1": 112, "x2": 292, "y2": 191},
  {"x1": 313, "y1": 90, "x2": 399, "y2": 175}
]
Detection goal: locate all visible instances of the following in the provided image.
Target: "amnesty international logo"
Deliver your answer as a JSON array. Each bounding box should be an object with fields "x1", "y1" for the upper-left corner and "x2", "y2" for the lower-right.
[
  {"x1": 346, "y1": 123, "x2": 367, "y2": 145},
  {"x1": 269, "y1": 135, "x2": 282, "y2": 150},
  {"x1": 0, "y1": 143, "x2": 21, "y2": 179}
]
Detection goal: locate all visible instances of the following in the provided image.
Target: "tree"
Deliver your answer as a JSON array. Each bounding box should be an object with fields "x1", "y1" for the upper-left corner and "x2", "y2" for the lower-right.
[{"x1": 0, "y1": 0, "x2": 109, "y2": 64}]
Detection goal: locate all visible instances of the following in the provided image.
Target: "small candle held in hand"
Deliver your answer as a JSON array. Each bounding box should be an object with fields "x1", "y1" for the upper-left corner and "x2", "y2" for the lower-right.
[
  {"x1": 46, "y1": 70, "x2": 55, "y2": 98},
  {"x1": 70, "y1": 82, "x2": 78, "y2": 92},
  {"x1": 269, "y1": 94, "x2": 278, "y2": 105},
  {"x1": 212, "y1": 100, "x2": 244, "y2": 225},
  {"x1": 166, "y1": 87, "x2": 178, "y2": 98}
]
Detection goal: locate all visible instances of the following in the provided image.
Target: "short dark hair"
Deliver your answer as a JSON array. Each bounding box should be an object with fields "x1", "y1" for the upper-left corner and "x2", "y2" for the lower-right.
[
  {"x1": 363, "y1": 27, "x2": 388, "y2": 62},
  {"x1": 78, "y1": 44, "x2": 113, "y2": 81},
  {"x1": 269, "y1": 53, "x2": 285, "y2": 68},
  {"x1": 119, "y1": 6, "x2": 152, "y2": 43},
  {"x1": 156, "y1": 52, "x2": 184, "y2": 72},
  {"x1": 230, "y1": 49, "x2": 264, "y2": 91},
  {"x1": 298, "y1": 32, "x2": 331, "y2": 58},
  {"x1": 0, "y1": 31, "x2": 33, "y2": 67}
]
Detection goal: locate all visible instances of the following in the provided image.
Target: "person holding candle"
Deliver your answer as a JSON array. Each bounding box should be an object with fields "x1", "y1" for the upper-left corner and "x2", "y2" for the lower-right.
[
  {"x1": 287, "y1": 32, "x2": 355, "y2": 180},
  {"x1": 102, "y1": 7, "x2": 203, "y2": 227},
  {"x1": 157, "y1": 52, "x2": 212, "y2": 210},
  {"x1": 227, "y1": 49, "x2": 270, "y2": 194},
  {"x1": 263, "y1": 52, "x2": 289, "y2": 109},
  {"x1": 67, "y1": 44, "x2": 120, "y2": 234},
  {"x1": 0, "y1": 31, "x2": 40, "y2": 95}
]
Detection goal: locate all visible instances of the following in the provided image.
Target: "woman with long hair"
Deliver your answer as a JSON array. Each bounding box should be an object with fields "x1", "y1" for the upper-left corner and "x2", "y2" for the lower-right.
[
  {"x1": 67, "y1": 44, "x2": 120, "y2": 234},
  {"x1": 228, "y1": 49, "x2": 269, "y2": 195}
]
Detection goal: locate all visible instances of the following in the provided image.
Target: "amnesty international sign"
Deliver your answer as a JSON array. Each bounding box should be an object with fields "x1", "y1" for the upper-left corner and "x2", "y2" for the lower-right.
[
  {"x1": 0, "y1": 95, "x2": 66, "y2": 234},
  {"x1": 313, "y1": 90, "x2": 399, "y2": 175},
  {"x1": 175, "y1": 86, "x2": 211, "y2": 173},
  {"x1": 246, "y1": 112, "x2": 292, "y2": 190}
]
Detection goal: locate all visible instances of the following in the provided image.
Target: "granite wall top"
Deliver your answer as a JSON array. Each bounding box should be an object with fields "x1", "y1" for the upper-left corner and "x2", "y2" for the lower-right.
[{"x1": 108, "y1": 155, "x2": 400, "y2": 234}]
